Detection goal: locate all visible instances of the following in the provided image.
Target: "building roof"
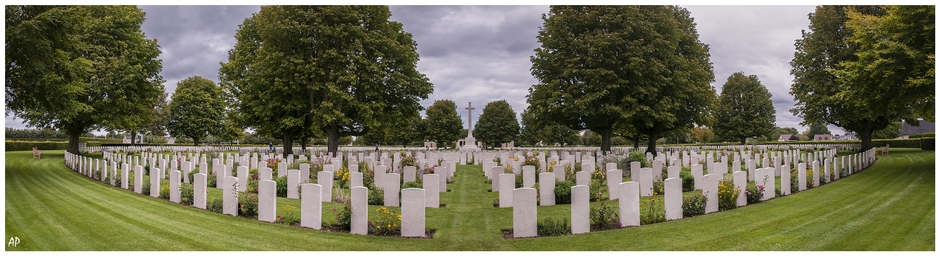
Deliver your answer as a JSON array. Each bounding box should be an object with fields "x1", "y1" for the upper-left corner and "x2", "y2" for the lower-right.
[
  {"x1": 900, "y1": 120, "x2": 935, "y2": 136},
  {"x1": 778, "y1": 134, "x2": 797, "y2": 141}
]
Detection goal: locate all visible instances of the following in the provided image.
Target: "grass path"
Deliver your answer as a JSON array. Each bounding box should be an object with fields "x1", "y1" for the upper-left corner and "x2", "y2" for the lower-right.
[{"x1": 5, "y1": 149, "x2": 934, "y2": 250}]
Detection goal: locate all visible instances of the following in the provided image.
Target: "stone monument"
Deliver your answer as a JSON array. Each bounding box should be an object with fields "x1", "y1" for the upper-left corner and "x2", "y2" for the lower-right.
[{"x1": 460, "y1": 102, "x2": 481, "y2": 152}]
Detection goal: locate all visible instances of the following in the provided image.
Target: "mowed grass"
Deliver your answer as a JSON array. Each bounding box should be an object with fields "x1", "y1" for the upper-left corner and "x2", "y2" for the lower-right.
[{"x1": 5, "y1": 148, "x2": 934, "y2": 250}]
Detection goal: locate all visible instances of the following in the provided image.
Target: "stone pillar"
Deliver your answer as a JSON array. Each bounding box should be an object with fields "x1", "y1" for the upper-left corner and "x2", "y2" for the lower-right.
[
  {"x1": 288, "y1": 170, "x2": 300, "y2": 199},
  {"x1": 301, "y1": 184, "x2": 322, "y2": 229},
  {"x1": 664, "y1": 177, "x2": 682, "y2": 221},
  {"x1": 512, "y1": 187, "x2": 537, "y2": 238},
  {"x1": 522, "y1": 165, "x2": 535, "y2": 188},
  {"x1": 499, "y1": 173, "x2": 514, "y2": 208},
  {"x1": 402, "y1": 188, "x2": 426, "y2": 238},
  {"x1": 619, "y1": 182, "x2": 640, "y2": 227},
  {"x1": 539, "y1": 172, "x2": 555, "y2": 206},
  {"x1": 318, "y1": 171, "x2": 333, "y2": 203},
  {"x1": 223, "y1": 176, "x2": 238, "y2": 216},
  {"x1": 652, "y1": 160, "x2": 663, "y2": 181},
  {"x1": 384, "y1": 173, "x2": 400, "y2": 207},
  {"x1": 259, "y1": 179, "x2": 276, "y2": 222},
  {"x1": 194, "y1": 173, "x2": 207, "y2": 209},
  {"x1": 812, "y1": 160, "x2": 820, "y2": 187},
  {"x1": 351, "y1": 186, "x2": 368, "y2": 235},
  {"x1": 122, "y1": 163, "x2": 130, "y2": 189},
  {"x1": 151, "y1": 168, "x2": 161, "y2": 198},
  {"x1": 423, "y1": 174, "x2": 440, "y2": 208},
  {"x1": 703, "y1": 174, "x2": 719, "y2": 214},
  {"x1": 170, "y1": 170, "x2": 181, "y2": 203}
]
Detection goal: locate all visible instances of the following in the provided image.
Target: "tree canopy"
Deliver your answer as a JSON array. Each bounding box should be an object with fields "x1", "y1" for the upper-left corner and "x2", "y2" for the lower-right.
[
  {"x1": 528, "y1": 5, "x2": 715, "y2": 153},
  {"x1": 713, "y1": 72, "x2": 776, "y2": 144},
  {"x1": 6, "y1": 6, "x2": 164, "y2": 153},
  {"x1": 790, "y1": 5, "x2": 932, "y2": 150},
  {"x1": 424, "y1": 99, "x2": 463, "y2": 148},
  {"x1": 473, "y1": 100, "x2": 520, "y2": 147},
  {"x1": 167, "y1": 76, "x2": 227, "y2": 146},
  {"x1": 219, "y1": 6, "x2": 432, "y2": 155}
]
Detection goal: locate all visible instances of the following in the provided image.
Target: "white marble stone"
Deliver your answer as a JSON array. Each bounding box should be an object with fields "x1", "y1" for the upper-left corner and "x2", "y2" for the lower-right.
[
  {"x1": 780, "y1": 164, "x2": 790, "y2": 196},
  {"x1": 522, "y1": 165, "x2": 536, "y2": 188},
  {"x1": 491, "y1": 166, "x2": 504, "y2": 192},
  {"x1": 607, "y1": 169, "x2": 622, "y2": 200},
  {"x1": 150, "y1": 168, "x2": 160, "y2": 197},
  {"x1": 812, "y1": 160, "x2": 820, "y2": 188},
  {"x1": 384, "y1": 173, "x2": 400, "y2": 207},
  {"x1": 798, "y1": 163, "x2": 807, "y2": 191},
  {"x1": 351, "y1": 186, "x2": 368, "y2": 235},
  {"x1": 288, "y1": 170, "x2": 300, "y2": 199},
  {"x1": 571, "y1": 185, "x2": 589, "y2": 234},
  {"x1": 259, "y1": 179, "x2": 276, "y2": 222},
  {"x1": 193, "y1": 173, "x2": 206, "y2": 209},
  {"x1": 401, "y1": 188, "x2": 426, "y2": 237},
  {"x1": 619, "y1": 182, "x2": 640, "y2": 227},
  {"x1": 135, "y1": 165, "x2": 144, "y2": 194},
  {"x1": 318, "y1": 171, "x2": 333, "y2": 203},
  {"x1": 300, "y1": 163, "x2": 310, "y2": 184},
  {"x1": 692, "y1": 164, "x2": 703, "y2": 190},
  {"x1": 664, "y1": 177, "x2": 682, "y2": 220},
  {"x1": 733, "y1": 171, "x2": 747, "y2": 207},
  {"x1": 576, "y1": 171, "x2": 590, "y2": 186},
  {"x1": 423, "y1": 174, "x2": 440, "y2": 208},
  {"x1": 703, "y1": 174, "x2": 719, "y2": 214},
  {"x1": 170, "y1": 170, "x2": 181, "y2": 203},
  {"x1": 512, "y1": 188, "x2": 537, "y2": 238},
  {"x1": 668, "y1": 166, "x2": 680, "y2": 179},
  {"x1": 652, "y1": 161, "x2": 663, "y2": 181},
  {"x1": 260, "y1": 167, "x2": 272, "y2": 181},
  {"x1": 499, "y1": 174, "x2": 514, "y2": 208},
  {"x1": 553, "y1": 164, "x2": 565, "y2": 181},
  {"x1": 223, "y1": 176, "x2": 238, "y2": 216},
  {"x1": 630, "y1": 161, "x2": 641, "y2": 181},
  {"x1": 539, "y1": 172, "x2": 555, "y2": 206},
  {"x1": 638, "y1": 168, "x2": 653, "y2": 197},
  {"x1": 759, "y1": 168, "x2": 775, "y2": 201},
  {"x1": 301, "y1": 184, "x2": 322, "y2": 229}
]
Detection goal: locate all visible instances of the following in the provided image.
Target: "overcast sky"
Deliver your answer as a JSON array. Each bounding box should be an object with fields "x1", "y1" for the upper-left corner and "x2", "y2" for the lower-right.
[{"x1": 6, "y1": 4, "x2": 849, "y2": 135}]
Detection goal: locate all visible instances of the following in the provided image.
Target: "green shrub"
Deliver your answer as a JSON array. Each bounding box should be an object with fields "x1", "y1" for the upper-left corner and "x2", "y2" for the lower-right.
[
  {"x1": 554, "y1": 180, "x2": 575, "y2": 204},
  {"x1": 909, "y1": 132, "x2": 935, "y2": 139},
  {"x1": 682, "y1": 193, "x2": 706, "y2": 217},
  {"x1": 181, "y1": 183, "x2": 195, "y2": 205},
  {"x1": 4, "y1": 141, "x2": 69, "y2": 151},
  {"x1": 515, "y1": 174, "x2": 523, "y2": 188},
  {"x1": 640, "y1": 196, "x2": 665, "y2": 225},
  {"x1": 790, "y1": 170, "x2": 799, "y2": 193},
  {"x1": 247, "y1": 169, "x2": 259, "y2": 193},
  {"x1": 142, "y1": 175, "x2": 152, "y2": 193},
  {"x1": 144, "y1": 165, "x2": 151, "y2": 176},
  {"x1": 402, "y1": 181, "x2": 423, "y2": 189},
  {"x1": 679, "y1": 167, "x2": 695, "y2": 192},
  {"x1": 717, "y1": 178, "x2": 739, "y2": 211},
  {"x1": 159, "y1": 184, "x2": 170, "y2": 199},
  {"x1": 277, "y1": 204, "x2": 300, "y2": 226},
  {"x1": 589, "y1": 179, "x2": 605, "y2": 202},
  {"x1": 274, "y1": 175, "x2": 288, "y2": 197},
  {"x1": 368, "y1": 189, "x2": 384, "y2": 205},
  {"x1": 745, "y1": 183, "x2": 763, "y2": 204},
  {"x1": 334, "y1": 203, "x2": 352, "y2": 230},
  {"x1": 368, "y1": 207, "x2": 401, "y2": 236},
  {"x1": 188, "y1": 169, "x2": 198, "y2": 184},
  {"x1": 922, "y1": 138, "x2": 935, "y2": 150},
  {"x1": 537, "y1": 217, "x2": 570, "y2": 237},
  {"x1": 590, "y1": 200, "x2": 619, "y2": 230},
  {"x1": 208, "y1": 175, "x2": 217, "y2": 188},
  {"x1": 653, "y1": 180, "x2": 664, "y2": 195},
  {"x1": 208, "y1": 199, "x2": 223, "y2": 213},
  {"x1": 238, "y1": 193, "x2": 259, "y2": 217}
]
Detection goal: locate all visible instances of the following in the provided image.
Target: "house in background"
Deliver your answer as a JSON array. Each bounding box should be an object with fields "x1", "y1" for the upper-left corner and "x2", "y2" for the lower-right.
[
  {"x1": 813, "y1": 134, "x2": 832, "y2": 141},
  {"x1": 899, "y1": 120, "x2": 935, "y2": 139},
  {"x1": 122, "y1": 135, "x2": 142, "y2": 144},
  {"x1": 166, "y1": 137, "x2": 176, "y2": 144},
  {"x1": 778, "y1": 134, "x2": 797, "y2": 142},
  {"x1": 833, "y1": 132, "x2": 857, "y2": 140}
]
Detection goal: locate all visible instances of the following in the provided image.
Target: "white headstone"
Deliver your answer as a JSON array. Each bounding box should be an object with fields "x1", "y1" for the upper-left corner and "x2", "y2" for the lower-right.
[
  {"x1": 135, "y1": 165, "x2": 144, "y2": 194},
  {"x1": 576, "y1": 171, "x2": 590, "y2": 186},
  {"x1": 170, "y1": 170, "x2": 181, "y2": 203},
  {"x1": 194, "y1": 173, "x2": 207, "y2": 209},
  {"x1": 692, "y1": 164, "x2": 703, "y2": 190},
  {"x1": 798, "y1": 163, "x2": 807, "y2": 191},
  {"x1": 664, "y1": 177, "x2": 682, "y2": 221},
  {"x1": 522, "y1": 165, "x2": 536, "y2": 188},
  {"x1": 638, "y1": 168, "x2": 653, "y2": 197},
  {"x1": 384, "y1": 173, "x2": 400, "y2": 207},
  {"x1": 401, "y1": 188, "x2": 426, "y2": 238},
  {"x1": 288, "y1": 170, "x2": 300, "y2": 199},
  {"x1": 499, "y1": 174, "x2": 514, "y2": 208},
  {"x1": 607, "y1": 169, "x2": 622, "y2": 200},
  {"x1": 424, "y1": 174, "x2": 440, "y2": 208},
  {"x1": 553, "y1": 165, "x2": 565, "y2": 181},
  {"x1": 619, "y1": 182, "x2": 640, "y2": 227},
  {"x1": 351, "y1": 186, "x2": 368, "y2": 235},
  {"x1": 703, "y1": 174, "x2": 719, "y2": 214},
  {"x1": 512, "y1": 188, "x2": 537, "y2": 238},
  {"x1": 259, "y1": 179, "x2": 276, "y2": 222},
  {"x1": 734, "y1": 171, "x2": 747, "y2": 206},
  {"x1": 318, "y1": 171, "x2": 333, "y2": 203},
  {"x1": 539, "y1": 172, "x2": 555, "y2": 206},
  {"x1": 223, "y1": 176, "x2": 238, "y2": 216},
  {"x1": 403, "y1": 166, "x2": 417, "y2": 183},
  {"x1": 301, "y1": 184, "x2": 322, "y2": 229},
  {"x1": 571, "y1": 185, "x2": 589, "y2": 234},
  {"x1": 491, "y1": 166, "x2": 504, "y2": 192}
]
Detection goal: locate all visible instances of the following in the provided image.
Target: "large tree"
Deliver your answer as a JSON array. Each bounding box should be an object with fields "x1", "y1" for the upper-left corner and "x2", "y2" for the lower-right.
[
  {"x1": 6, "y1": 6, "x2": 164, "y2": 154},
  {"x1": 423, "y1": 99, "x2": 463, "y2": 148},
  {"x1": 528, "y1": 6, "x2": 714, "y2": 153},
  {"x1": 167, "y1": 76, "x2": 227, "y2": 146},
  {"x1": 220, "y1": 6, "x2": 432, "y2": 156},
  {"x1": 474, "y1": 100, "x2": 520, "y2": 148},
  {"x1": 788, "y1": 5, "x2": 930, "y2": 150},
  {"x1": 713, "y1": 72, "x2": 776, "y2": 144}
]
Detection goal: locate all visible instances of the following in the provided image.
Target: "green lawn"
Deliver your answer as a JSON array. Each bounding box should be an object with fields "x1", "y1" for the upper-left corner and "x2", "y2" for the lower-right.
[{"x1": 5, "y1": 148, "x2": 934, "y2": 250}]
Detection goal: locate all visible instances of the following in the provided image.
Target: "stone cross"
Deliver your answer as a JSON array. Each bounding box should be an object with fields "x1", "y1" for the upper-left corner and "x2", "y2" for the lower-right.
[{"x1": 465, "y1": 102, "x2": 475, "y2": 133}]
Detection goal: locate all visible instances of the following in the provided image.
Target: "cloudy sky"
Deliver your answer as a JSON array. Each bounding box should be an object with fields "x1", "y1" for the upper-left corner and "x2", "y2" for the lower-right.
[{"x1": 6, "y1": 4, "x2": 848, "y2": 135}]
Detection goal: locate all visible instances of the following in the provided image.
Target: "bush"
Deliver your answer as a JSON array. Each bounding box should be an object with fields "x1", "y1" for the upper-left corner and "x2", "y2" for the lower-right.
[
  {"x1": 807, "y1": 169, "x2": 815, "y2": 189},
  {"x1": 208, "y1": 199, "x2": 223, "y2": 213},
  {"x1": 590, "y1": 200, "x2": 619, "y2": 230},
  {"x1": 909, "y1": 132, "x2": 935, "y2": 139},
  {"x1": 537, "y1": 217, "x2": 570, "y2": 237},
  {"x1": 368, "y1": 189, "x2": 384, "y2": 205},
  {"x1": 923, "y1": 138, "x2": 935, "y2": 150},
  {"x1": 335, "y1": 203, "x2": 352, "y2": 230},
  {"x1": 589, "y1": 179, "x2": 605, "y2": 202},
  {"x1": 181, "y1": 183, "x2": 195, "y2": 205},
  {"x1": 717, "y1": 178, "x2": 739, "y2": 211},
  {"x1": 144, "y1": 165, "x2": 151, "y2": 176},
  {"x1": 277, "y1": 204, "x2": 300, "y2": 226},
  {"x1": 208, "y1": 174, "x2": 217, "y2": 188},
  {"x1": 238, "y1": 193, "x2": 259, "y2": 217},
  {"x1": 402, "y1": 181, "x2": 423, "y2": 189},
  {"x1": 142, "y1": 175, "x2": 152, "y2": 194},
  {"x1": 274, "y1": 175, "x2": 288, "y2": 197},
  {"x1": 188, "y1": 169, "x2": 198, "y2": 184},
  {"x1": 159, "y1": 184, "x2": 170, "y2": 199},
  {"x1": 745, "y1": 183, "x2": 764, "y2": 204},
  {"x1": 653, "y1": 180, "x2": 664, "y2": 195},
  {"x1": 640, "y1": 196, "x2": 665, "y2": 225},
  {"x1": 623, "y1": 150, "x2": 650, "y2": 169},
  {"x1": 523, "y1": 155, "x2": 541, "y2": 171},
  {"x1": 4, "y1": 141, "x2": 69, "y2": 151},
  {"x1": 554, "y1": 180, "x2": 575, "y2": 204},
  {"x1": 790, "y1": 170, "x2": 799, "y2": 193},
  {"x1": 335, "y1": 167, "x2": 349, "y2": 189},
  {"x1": 682, "y1": 193, "x2": 707, "y2": 217},
  {"x1": 368, "y1": 207, "x2": 401, "y2": 236},
  {"x1": 247, "y1": 168, "x2": 260, "y2": 193},
  {"x1": 679, "y1": 167, "x2": 695, "y2": 192}
]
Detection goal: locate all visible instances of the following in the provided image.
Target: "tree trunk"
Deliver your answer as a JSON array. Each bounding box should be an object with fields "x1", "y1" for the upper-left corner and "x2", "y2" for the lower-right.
[
  {"x1": 67, "y1": 132, "x2": 81, "y2": 155},
  {"x1": 301, "y1": 136, "x2": 308, "y2": 154},
  {"x1": 599, "y1": 128, "x2": 612, "y2": 152},
  {"x1": 282, "y1": 133, "x2": 293, "y2": 158},
  {"x1": 193, "y1": 137, "x2": 200, "y2": 146},
  {"x1": 646, "y1": 132, "x2": 660, "y2": 157},
  {"x1": 859, "y1": 127, "x2": 874, "y2": 151},
  {"x1": 632, "y1": 137, "x2": 640, "y2": 149},
  {"x1": 130, "y1": 130, "x2": 138, "y2": 146},
  {"x1": 740, "y1": 136, "x2": 747, "y2": 145},
  {"x1": 327, "y1": 123, "x2": 340, "y2": 155}
]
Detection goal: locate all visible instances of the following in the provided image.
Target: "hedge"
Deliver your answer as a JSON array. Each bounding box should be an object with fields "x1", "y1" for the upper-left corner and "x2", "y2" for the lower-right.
[
  {"x1": 921, "y1": 138, "x2": 934, "y2": 150},
  {"x1": 5, "y1": 141, "x2": 70, "y2": 151},
  {"x1": 909, "y1": 132, "x2": 935, "y2": 139}
]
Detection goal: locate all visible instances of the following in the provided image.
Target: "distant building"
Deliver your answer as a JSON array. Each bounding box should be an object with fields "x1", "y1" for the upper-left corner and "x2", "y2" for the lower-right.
[
  {"x1": 778, "y1": 134, "x2": 797, "y2": 142},
  {"x1": 813, "y1": 134, "x2": 832, "y2": 141},
  {"x1": 833, "y1": 132, "x2": 857, "y2": 140},
  {"x1": 501, "y1": 141, "x2": 515, "y2": 149},
  {"x1": 122, "y1": 135, "x2": 142, "y2": 144},
  {"x1": 424, "y1": 141, "x2": 437, "y2": 149},
  {"x1": 899, "y1": 120, "x2": 935, "y2": 139},
  {"x1": 166, "y1": 137, "x2": 176, "y2": 144}
]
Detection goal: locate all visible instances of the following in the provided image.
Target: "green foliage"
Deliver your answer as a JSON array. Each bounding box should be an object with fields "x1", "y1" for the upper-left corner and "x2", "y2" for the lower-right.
[
  {"x1": 909, "y1": 132, "x2": 935, "y2": 139},
  {"x1": 474, "y1": 100, "x2": 520, "y2": 147},
  {"x1": 334, "y1": 203, "x2": 352, "y2": 230},
  {"x1": 208, "y1": 175, "x2": 217, "y2": 188},
  {"x1": 653, "y1": 180, "x2": 664, "y2": 195},
  {"x1": 4, "y1": 141, "x2": 70, "y2": 151},
  {"x1": 247, "y1": 168, "x2": 259, "y2": 193},
  {"x1": 219, "y1": 6, "x2": 432, "y2": 154},
  {"x1": 640, "y1": 196, "x2": 665, "y2": 225},
  {"x1": 589, "y1": 179, "x2": 605, "y2": 202},
  {"x1": 554, "y1": 180, "x2": 575, "y2": 204},
  {"x1": 180, "y1": 183, "x2": 194, "y2": 205},
  {"x1": 368, "y1": 189, "x2": 384, "y2": 205},
  {"x1": 159, "y1": 184, "x2": 170, "y2": 199},
  {"x1": 713, "y1": 72, "x2": 776, "y2": 144},
  {"x1": 423, "y1": 100, "x2": 463, "y2": 147},
  {"x1": 274, "y1": 175, "x2": 288, "y2": 198},
  {"x1": 590, "y1": 200, "x2": 619, "y2": 230},
  {"x1": 537, "y1": 217, "x2": 570, "y2": 237},
  {"x1": 717, "y1": 178, "x2": 739, "y2": 211},
  {"x1": 4, "y1": 128, "x2": 68, "y2": 139},
  {"x1": 238, "y1": 193, "x2": 259, "y2": 218},
  {"x1": 682, "y1": 193, "x2": 707, "y2": 217},
  {"x1": 368, "y1": 207, "x2": 401, "y2": 236},
  {"x1": 277, "y1": 204, "x2": 300, "y2": 226},
  {"x1": 167, "y1": 76, "x2": 225, "y2": 145},
  {"x1": 402, "y1": 181, "x2": 423, "y2": 189},
  {"x1": 5, "y1": 6, "x2": 165, "y2": 154},
  {"x1": 745, "y1": 183, "x2": 764, "y2": 204},
  {"x1": 922, "y1": 138, "x2": 935, "y2": 150},
  {"x1": 208, "y1": 199, "x2": 224, "y2": 213},
  {"x1": 142, "y1": 175, "x2": 152, "y2": 194}
]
